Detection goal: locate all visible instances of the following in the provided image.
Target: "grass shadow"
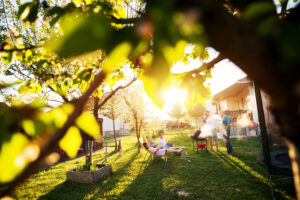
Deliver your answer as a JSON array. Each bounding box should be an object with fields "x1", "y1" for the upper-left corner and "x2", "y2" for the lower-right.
[
  {"x1": 37, "y1": 150, "x2": 139, "y2": 200},
  {"x1": 14, "y1": 134, "x2": 295, "y2": 200},
  {"x1": 38, "y1": 181, "x2": 97, "y2": 200},
  {"x1": 215, "y1": 151, "x2": 295, "y2": 200},
  {"x1": 110, "y1": 154, "x2": 180, "y2": 200}
]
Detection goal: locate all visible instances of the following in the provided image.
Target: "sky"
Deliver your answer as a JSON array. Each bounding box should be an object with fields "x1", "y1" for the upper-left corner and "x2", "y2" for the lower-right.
[
  {"x1": 159, "y1": 58, "x2": 247, "y2": 120},
  {"x1": 209, "y1": 60, "x2": 247, "y2": 95},
  {"x1": 170, "y1": 47, "x2": 247, "y2": 96}
]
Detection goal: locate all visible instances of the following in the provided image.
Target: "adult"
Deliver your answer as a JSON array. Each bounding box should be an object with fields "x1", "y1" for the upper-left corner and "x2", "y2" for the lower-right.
[
  {"x1": 146, "y1": 135, "x2": 158, "y2": 148},
  {"x1": 203, "y1": 110, "x2": 221, "y2": 152},
  {"x1": 143, "y1": 143, "x2": 182, "y2": 156},
  {"x1": 220, "y1": 111, "x2": 233, "y2": 154}
]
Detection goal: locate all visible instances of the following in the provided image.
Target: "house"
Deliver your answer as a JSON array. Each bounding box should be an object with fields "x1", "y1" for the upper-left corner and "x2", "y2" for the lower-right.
[
  {"x1": 101, "y1": 114, "x2": 132, "y2": 137},
  {"x1": 212, "y1": 77, "x2": 280, "y2": 140}
]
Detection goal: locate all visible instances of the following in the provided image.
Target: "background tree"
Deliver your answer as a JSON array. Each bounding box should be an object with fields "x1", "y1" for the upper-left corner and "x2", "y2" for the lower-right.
[
  {"x1": 187, "y1": 103, "x2": 205, "y2": 127},
  {"x1": 1, "y1": 0, "x2": 300, "y2": 198},
  {"x1": 100, "y1": 94, "x2": 121, "y2": 150},
  {"x1": 168, "y1": 100, "x2": 185, "y2": 128},
  {"x1": 122, "y1": 83, "x2": 151, "y2": 153}
]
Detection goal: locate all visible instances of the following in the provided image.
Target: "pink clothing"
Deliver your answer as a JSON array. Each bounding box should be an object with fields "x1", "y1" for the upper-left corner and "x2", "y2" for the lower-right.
[{"x1": 148, "y1": 147, "x2": 166, "y2": 156}]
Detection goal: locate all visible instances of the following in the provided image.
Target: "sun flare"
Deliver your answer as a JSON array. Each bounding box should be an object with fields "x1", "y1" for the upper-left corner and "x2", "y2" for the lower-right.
[{"x1": 163, "y1": 87, "x2": 187, "y2": 104}]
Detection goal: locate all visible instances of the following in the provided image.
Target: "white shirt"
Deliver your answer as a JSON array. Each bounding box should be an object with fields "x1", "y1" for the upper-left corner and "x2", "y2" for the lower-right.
[
  {"x1": 158, "y1": 137, "x2": 167, "y2": 147},
  {"x1": 201, "y1": 114, "x2": 222, "y2": 136}
]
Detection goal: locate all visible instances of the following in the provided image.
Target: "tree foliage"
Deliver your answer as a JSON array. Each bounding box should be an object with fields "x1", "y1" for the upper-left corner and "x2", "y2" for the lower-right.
[
  {"x1": 1, "y1": 0, "x2": 300, "y2": 198},
  {"x1": 187, "y1": 102, "x2": 205, "y2": 127},
  {"x1": 168, "y1": 100, "x2": 185, "y2": 123}
]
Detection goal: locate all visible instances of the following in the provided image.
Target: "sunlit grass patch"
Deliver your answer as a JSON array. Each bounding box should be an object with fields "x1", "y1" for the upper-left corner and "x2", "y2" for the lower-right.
[{"x1": 13, "y1": 131, "x2": 295, "y2": 200}]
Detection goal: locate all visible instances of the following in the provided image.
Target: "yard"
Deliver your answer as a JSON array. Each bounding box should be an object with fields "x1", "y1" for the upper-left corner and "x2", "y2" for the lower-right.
[{"x1": 13, "y1": 129, "x2": 295, "y2": 200}]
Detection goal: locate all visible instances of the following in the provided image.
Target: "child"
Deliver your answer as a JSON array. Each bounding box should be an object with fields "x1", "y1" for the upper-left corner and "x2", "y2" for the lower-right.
[{"x1": 158, "y1": 130, "x2": 171, "y2": 149}]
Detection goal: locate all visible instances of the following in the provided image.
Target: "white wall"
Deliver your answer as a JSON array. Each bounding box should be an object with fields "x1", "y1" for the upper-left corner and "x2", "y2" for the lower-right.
[
  {"x1": 205, "y1": 99, "x2": 217, "y2": 113},
  {"x1": 98, "y1": 115, "x2": 130, "y2": 132}
]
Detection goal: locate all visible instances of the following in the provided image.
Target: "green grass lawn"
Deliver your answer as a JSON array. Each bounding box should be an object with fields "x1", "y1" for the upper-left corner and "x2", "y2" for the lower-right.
[{"x1": 13, "y1": 129, "x2": 295, "y2": 200}]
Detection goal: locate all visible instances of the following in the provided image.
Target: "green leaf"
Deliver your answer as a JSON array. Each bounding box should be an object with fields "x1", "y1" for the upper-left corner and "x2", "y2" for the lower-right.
[
  {"x1": 93, "y1": 89, "x2": 103, "y2": 99},
  {"x1": 278, "y1": 0, "x2": 288, "y2": 3},
  {"x1": 0, "y1": 133, "x2": 29, "y2": 183},
  {"x1": 22, "y1": 119, "x2": 45, "y2": 137},
  {"x1": 257, "y1": 16, "x2": 275, "y2": 36},
  {"x1": 50, "y1": 107, "x2": 68, "y2": 128},
  {"x1": 0, "y1": 52, "x2": 13, "y2": 65},
  {"x1": 61, "y1": 103, "x2": 74, "y2": 115},
  {"x1": 102, "y1": 42, "x2": 132, "y2": 72},
  {"x1": 48, "y1": 13, "x2": 112, "y2": 58},
  {"x1": 50, "y1": 15, "x2": 61, "y2": 27},
  {"x1": 59, "y1": 126, "x2": 82, "y2": 158},
  {"x1": 243, "y1": 2, "x2": 275, "y2": 20},
  {"x1": 18, "y1": 2, "x2": 39, "y2": 22},
  {"x1": 22, "y1": 120, "x2": 35, "y2": 136},
  {"x1": 75, "y1": 112, "x2": 100, "y2": 138},
  {"x1": 72, "y1": 0, "x2": 92, "y2": 6},
  {"x1": 184, "y1": 92, "x2": 207, "y2": 110},
  {"x1": 48, "y1": 11, "x2": 137, "y2": 59},
  {"x1": 141, "y1": 75, "x2": 171, "y2": 109},
  {"x1": 162, "y1": 40, "x2": 188, "y2": 67}
]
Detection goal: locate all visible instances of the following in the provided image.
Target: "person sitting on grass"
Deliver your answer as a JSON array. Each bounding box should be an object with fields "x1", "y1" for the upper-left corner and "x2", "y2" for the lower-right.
[
  {"x1": 143, "y1": 142, "x2": 183, "y2": 156},
  {"x1": 146, "y1": 135, "x2": 159, "y2": 148}
]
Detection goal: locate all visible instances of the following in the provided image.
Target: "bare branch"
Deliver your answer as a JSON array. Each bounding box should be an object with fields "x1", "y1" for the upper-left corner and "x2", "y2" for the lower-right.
[
  {"x1": 188, "y1": 54, "x2": 225, "y2": 74},
  {"x1": 48, "y1": 86, "x2": 69, "y2": 103},
  {"x1": 46, "y1": 99, "x2": 65, "y2": 104},
  {"x1": 124, "y1": 1, "x2": 143, "y2": 16},
  {"x1": 96, "y1": 77, "x2": 137, "y2": 110}
]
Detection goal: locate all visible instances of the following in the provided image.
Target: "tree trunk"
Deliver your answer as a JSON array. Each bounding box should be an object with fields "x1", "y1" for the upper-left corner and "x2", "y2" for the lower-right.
[
  {"x1": 112, "y1": 117, "x2": 117, "y2": 151},
  {"x1": 85, "y1": 140, "x2": 93, "y2": 166},
  {"x1": 135, "y1": 116, "x2": 140, "y2": 153},
  {"x1": 173, "y1": 2, "x2": 300, "y2": 198},
  {"x1": 84, "y1": 96, "x2": 99, "y2": 167}
]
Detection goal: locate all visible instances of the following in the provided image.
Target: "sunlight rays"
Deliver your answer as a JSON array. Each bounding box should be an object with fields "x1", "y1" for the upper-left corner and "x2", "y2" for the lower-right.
[
  {"x1": 163, "y1": 87, "x2": 187, "y2": 104},
  {"x1": 214, "y1": 153, "x2": 294, "y2": 200}
]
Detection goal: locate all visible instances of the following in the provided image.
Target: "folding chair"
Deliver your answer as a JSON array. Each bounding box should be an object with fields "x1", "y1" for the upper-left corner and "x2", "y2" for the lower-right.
[{"x1": 139, "y1": 147, "x2": 167, "y2": 173}]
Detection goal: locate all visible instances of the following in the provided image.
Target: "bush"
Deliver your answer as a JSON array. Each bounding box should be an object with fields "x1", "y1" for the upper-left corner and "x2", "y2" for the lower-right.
[{"x1": 166, "y1": 121, "x2": 191, "y2": 129}]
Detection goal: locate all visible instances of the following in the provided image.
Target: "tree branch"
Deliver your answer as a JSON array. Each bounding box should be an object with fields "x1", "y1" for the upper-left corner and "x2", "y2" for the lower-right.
[
  {"x1": 0, "y1": 71, "x2": 106, "y2": 197},
  {"x1": 110, "y1": 17, "x2": 140, "y2": 24},
  {"x1": 124, "y1": 1, "x2": 144, "y2": 16},
  {"x1": 188, "y1": 54, "x2": 225, "y2": 74},
  {"x1": 48, "y1": 86, "x2": 69, "y2": 103},
  {"x1": 46, "y1": 99, "x2": 65, "y2": 104},
  {"x1": 96, "y1": 77, "x2": 137, "y2": 110}
]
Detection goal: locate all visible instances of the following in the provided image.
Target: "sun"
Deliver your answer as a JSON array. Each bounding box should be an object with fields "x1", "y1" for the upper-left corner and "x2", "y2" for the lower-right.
[{"x1": 163, "y1": 87, "x2": 187, "y2": 105}]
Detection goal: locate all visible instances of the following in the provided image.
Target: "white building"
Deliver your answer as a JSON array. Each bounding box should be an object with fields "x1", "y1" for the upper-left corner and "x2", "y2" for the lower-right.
[
  {"x1": 212, "y1": 77, "x2": 270, "y2": 137},
  {"x1": 100, "y1": 114, "x2": 132, "y2": 137}
]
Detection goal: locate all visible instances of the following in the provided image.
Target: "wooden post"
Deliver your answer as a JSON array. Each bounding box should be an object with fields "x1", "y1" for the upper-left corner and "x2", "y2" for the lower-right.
[{"x1": 253, "y1": 82, "x2": 275, "y2": 199}]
